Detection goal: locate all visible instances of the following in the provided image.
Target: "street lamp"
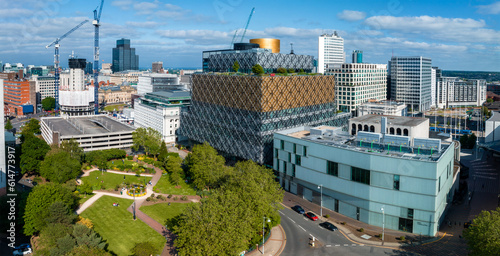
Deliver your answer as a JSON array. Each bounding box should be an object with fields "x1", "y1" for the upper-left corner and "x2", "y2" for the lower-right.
[
  {"x1": 381, "y1": 206, "x2": 385, "y2": 242},
  {"x1": 318, "y1": 184, "x2": 323, "y2": 218},
  {"x1": 132, "y1": 184, "x2": 137, "y2": 220},
  {"x1": 262, "y1": 217, "x2": 270, "y2": 254}
]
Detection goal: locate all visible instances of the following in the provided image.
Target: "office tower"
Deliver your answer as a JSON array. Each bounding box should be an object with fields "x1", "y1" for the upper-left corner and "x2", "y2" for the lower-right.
[
  {"x1": 327, "y1": 63, "x2": 387, "y2": 115},
  {"x1": 112, "y1": 38, "x2": 139, "y2": 73},
  {"x1": 137, "y1": 74, "x2": 183, "y2": 95},
  {"x1": 32, "y1": 76, "x2": 55, "y2": 107},
  {"x1": 318, "y1": 32, "x2": 344, "y2": 74},
  {"x1": 152, "y1": 61, "x2": 163, "y2": 73},
  {"x1": 389, "y1": 56, "x2": 432, "y2": 112},
  {"x1": 85, "y1": 61, "x2": 93, "y2": 75},
  {"x1": 0, "y1": 72, "x2": 35, "y2": 117},
  {"x1": 59, "y1": 58, "x2": 95, "y2": 116},
  {"x1": 352, "y1": 50, "x2": 363, "y2": 63},
  {"x1": 436, "y1": 77, "x2": 486, "y2": 108}
]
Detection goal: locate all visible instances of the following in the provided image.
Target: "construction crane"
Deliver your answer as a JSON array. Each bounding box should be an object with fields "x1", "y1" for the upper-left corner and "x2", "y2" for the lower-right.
[
  {"x1": 93, "y1": 0, "x2": 104, "y2": 114},
  {"x1": 46, "y1": 20, "x2": 89, "y2": 112},
  {"x1": 230, "y1": 7, "x2": 255, "y2": 47}
]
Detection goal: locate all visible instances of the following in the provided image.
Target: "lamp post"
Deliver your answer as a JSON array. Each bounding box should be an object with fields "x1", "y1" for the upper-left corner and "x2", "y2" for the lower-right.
[
  {"x1": 381, "y1": 206, "x2": 385, "y2": 242},
  {"x1": 318, "y1": 184, "x2": 323, "y2": 218},
  {"x1": 132, "y1": 185, "x2": 137, "y2": 220},
  {"x1": 262, "y1": 217, "x2": 270, "y2": 254}
]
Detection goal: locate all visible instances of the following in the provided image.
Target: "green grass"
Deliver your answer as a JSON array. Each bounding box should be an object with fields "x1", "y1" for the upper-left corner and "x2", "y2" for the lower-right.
[
  {"x1": 154, "y1": 174, "x2": 196, "y2": 195},
  {"x1": 78, "y1": 193, "x2": 95, "y2": 205},
  {"x1": 81, "y1": 171, "x2": 152, "y2": 191},
  {"x1": 104, "y1": 103, "x2": 126, "y2": 112},
  {"x1": 80, "y1": 196, "x2": 165, "y2": 256},
  {"x1": 140, "y1": 202, "x2": 193, "y2": 226}
]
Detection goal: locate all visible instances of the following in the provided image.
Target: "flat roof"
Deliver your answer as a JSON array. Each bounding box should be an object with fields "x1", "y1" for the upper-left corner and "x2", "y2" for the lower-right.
[
  {"x1": 278, "y1": 125, "x2": 451, "y2": 162},
  {"x1": 487, "y1": 111, "x2": 500, "y2": 122},
  {"x1": 42, "y1": 115, "x2": 135, "y2": 137},
  {"x1": 350, "y1": 115, "x2": 428, "y2": 127}
]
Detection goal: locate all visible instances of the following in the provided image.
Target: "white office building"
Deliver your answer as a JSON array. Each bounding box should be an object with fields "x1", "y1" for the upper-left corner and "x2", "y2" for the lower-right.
[
  {"x1": 31, "y1": 76, "x2": 55, "y2": 104},
  {"x1": 485, "y1": 111, "x2": 500, "y2": 143},
  {"x1": 134, "y1": 90, "x2": 190, "y2": 144},
  {"x1": 137, "y1": 73, "x2": 183, "y2": 95},
  {"x1": 358, "y1": 100, "x2": 408, "y2": 117},
  {"x1": 436, "y1": 77, "x2": 487, "y2": 108},
  {"x1": 274, "y1": 116, "x2": 457, "y2": 236},
  {"x1": 327, "y1": 63, "x2": 387, "y2": 115},
  {"x1": 389, "y1": 57, "x2": 432, "y2": 112},
  {"x1": 318, "y1": 32, "x2": 344, "y2": 74}
]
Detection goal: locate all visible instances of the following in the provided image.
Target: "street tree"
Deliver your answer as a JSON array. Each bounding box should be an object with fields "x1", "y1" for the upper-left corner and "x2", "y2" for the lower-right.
[
  {"x1": 4, "y1": 119, "x2": 13, "y2": 130},
  {"x1": 22, "y1": 118, "x2": 41, "y2": 136},
  {"x1": 40, "y1": 150, "x2": 82, "y2": 183},
  {"x1": 24, "y1": 183, "x2": 76, "y2": 235},
  {"x1": 42, "y1": 96, "x2": 56, "y2": 111},
  {"x1": 20, "y1": 134, "x2": 51, "y2": 175},
  {"x1": 463, "y1": 207, "x2": 500, "y2": 256},
  {"x1": 232, "y1": 61, "x2": 240, "y2": 73},
  {"x1": 185, "y1": 142, "x2": 229, "y2": 190},
  {"x1": 132, "y1": 127, "x2": 162, "y2": 157}
]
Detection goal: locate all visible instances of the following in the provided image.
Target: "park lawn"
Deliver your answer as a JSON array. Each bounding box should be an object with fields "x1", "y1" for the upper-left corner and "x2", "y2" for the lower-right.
[
  {"x1": 104, "y1": 103, "x2": 126, "y2": 112},
  {"x1": 154, "y1": 174, "x2": 196, "y2": 195},
  {"x1": 81, "y1": 171, "x2": 152, "y2": 191},
  {"x1": 140, "y1": 202, "x2": 193, "y2": 227},
  {"x1": 80, "y1": 196, "x2": 165, "y2": 256}
]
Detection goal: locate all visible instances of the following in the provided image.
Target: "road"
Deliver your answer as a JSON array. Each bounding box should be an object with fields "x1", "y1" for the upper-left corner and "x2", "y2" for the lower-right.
[{"x1": 279, "y1": 207, "x2": 417, "y2": 256}]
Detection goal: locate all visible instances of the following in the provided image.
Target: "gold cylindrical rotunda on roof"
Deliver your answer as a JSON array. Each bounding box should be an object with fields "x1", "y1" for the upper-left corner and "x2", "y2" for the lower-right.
[{"x1": 249, "y1": 38, "x2": 280, "y2": 53}]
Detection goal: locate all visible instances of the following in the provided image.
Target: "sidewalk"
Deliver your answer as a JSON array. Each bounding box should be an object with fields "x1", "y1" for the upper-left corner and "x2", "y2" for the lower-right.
[{"x1": 246, "y1": 225, "x2": 286, "y2": 256}]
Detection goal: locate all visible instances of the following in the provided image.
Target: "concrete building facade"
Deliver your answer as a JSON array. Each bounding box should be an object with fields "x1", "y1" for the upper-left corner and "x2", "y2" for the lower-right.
[
  {"x1": 99, "y1": 85, "x2": 137, "y2": 105},
  {"x1": 436, "y1": 77, "x2": 487, "y2": 108},
  {"x1": 318, "y1": 32, "x2": 344, "y2": 74},
  {"x1": 358, "y1": 100, "x2": 408, "y2": 117},
  {"x1": 274, "y1": 123, "x2": 456, "y2": 236},
  {"x1": 137, "y1": 74, "x2": 182, "y2": 95}
]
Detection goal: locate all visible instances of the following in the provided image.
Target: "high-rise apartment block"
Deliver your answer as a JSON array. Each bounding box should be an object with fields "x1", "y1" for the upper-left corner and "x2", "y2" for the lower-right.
[
  {"x1": 352, "y1": 50, "x2": 363, "y2": 63},
  {"x1": 389, "y1": 56, "x2": 432, "y2": 112},
  {"x1": 327, "y1": 63, "x2": 387, "y2": 115},
  {"x1": 59, "y1": 58, "x2": 95, "y2": 116},
  {"x1": 436, "y1": 77, "x2": 486, "y2": 108},
  {"x1": 32, "y1": 76, "x2": 56, "y2": 106},
  {"x1": 112, "y1": 38, "x2": 139, "y2": 73},
  {"x1": 318, "y1": 32, "x2": 344, "y2": 74},
  {"x1": 180, "y1": 74, "x2": 350, "y2": 164}
]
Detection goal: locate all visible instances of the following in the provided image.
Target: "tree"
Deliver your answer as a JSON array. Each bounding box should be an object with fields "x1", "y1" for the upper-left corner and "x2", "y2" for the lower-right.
[
  {"x1": 40, "y1": 151, "x2": 82, "y2": 183},
  {"x1": 72, "y1": 224, "x2": 106, "y2": 249},
  {"x1": 463, "y1": 207, "x2": 500, "y2": 256},
  {"x1": 61, "y1": 138, "x2": 84, "y2": 163},
  {"x1": 276, "y1": 67, "x2": 287, "y2": 74},
  {"x1": 22, "y1": 118, "x2": 41, "y2": 136},
  {"x1": 45, "y1": 201, "x2": 76, "y2": 226},
  {"x1": 487, "y1": 98, "x2": 494, "y2": 103},
  {"x1": 158, "y1": 141, "x2": 169, "y2": 164},
  {"x1": 131, "y1": 241, "x2": 158, "y2": 256},
  {"x1": 167, "y1": 155, "x2": 183, "y2": 185},
  {"x1": 4, "y1": 119, "x2": 13, "y2": 130},
  {"x1": 20, "y1": 134, "x2": 51, "y2": 175},
  {"x1": 252, "y1": 64, "x2": 264, "y2": 74},
  {"x1": 51, "y1": 234, "x2": 76, "y2": 256},
  {"x1": 42, "y1": 96, "x2": 56, "y2": 111},
  {"x1": 23, "y1": 183, "x2": 76, "y2": 235},
  {"x1": 288, "y1": 68, "x2": 295, "y2": 73},
  {"x1": 67, "y1": 245, "x2": 111, "y2": 256},
  {"x1": 232, "y1": 61, "x2": 240, "y2": 73},
  {"x1": 132, "y1": 127, "x2": 162, "y2": 157},
  {"x1": 79, "y1": 183, "x2": 93, "y2": 197},
  {"x1": 185, "y1": 142, "x2": 228, "y2": 190},
  {"x1": 483, "y1": 106, "x2": 491, "y2": 118},
  {"x1": 37, "y1": 223, "x2": 74, "y2": 255}
]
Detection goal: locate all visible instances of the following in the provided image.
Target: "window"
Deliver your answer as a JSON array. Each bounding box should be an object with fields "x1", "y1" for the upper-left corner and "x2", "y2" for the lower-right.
[
  {"x1": 280, "y1": 140, "x2": 284, "y2": 150},
  {"x1": 293, "y1": 144, "x2": 297, "y2": 154},
  {"x1": 274, "y1": 148, "x2": 278, "y2": 158},
  {"x1": 438, "y1": 177, "x2": 441, "y2": 192},
  {"x1": 351, "y1": 167, "x2": 370, "y2": 185},
  {"x1": 288, "y1": 153, "x2": 291, "y2": 162},
  {"x1": 327, "y1": 161, "x2": 338, "y2": 176},
  {"x1": 334, "y1": 199, "x2": 339, "y2": 212},
  {"x1": 283, "y1": 162, "x2": 287, "y2": 174},
  {"x1": 276, "y1": 160, "x2": 280, "y2": 171},
  {"x1": 292, "y1": 164, "x2": 296, "y2": 177},
  {"x1": 295, "y1": 155, "x2": 301, "y2": 166},
  {"x1": 303, "y1": 146, "x2": 307, "y2": 157},
  {"x1": 394, "y1": 175, "x2": 400, "y2": 190},
  {"x1": 408, "y1": 208, "x2": 414, "y2": 219}
]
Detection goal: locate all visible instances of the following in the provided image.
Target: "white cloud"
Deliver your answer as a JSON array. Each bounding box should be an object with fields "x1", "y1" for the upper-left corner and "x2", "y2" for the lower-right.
[
  {"x1": 164, "y1": 4, "x2": 182, "y2": 11},
  {"x1": 111, "y1": 0, "x2": 133, "y2": 10},
  {"x1": 364, "y1": 15, "x2": 500, "y2": 43},
  {"x1": 0, "y1": 8, "x2": 34, "y2": 18},
  {"x1": 476, "y1": 1, "x2": 500, "y2": 14},
  {"x1": 337, "y1": 10, "x2": 366, "y2": 21},
  {"x1": 125, "y1": 21, "x2": 162, "y2": 28}
]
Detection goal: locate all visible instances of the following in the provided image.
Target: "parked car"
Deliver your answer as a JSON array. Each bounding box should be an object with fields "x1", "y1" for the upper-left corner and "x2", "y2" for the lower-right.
[
  {"x1": 305, "y1": 212, "x2": 318, "y2": 221},
  {"x1": 13, "y1": 247, "x2": 32, "y2": 255},
  {"x1": 320, "y1": 222, "x2": 338, "y2": 231},
  {"x1": 292, "y1": 205, "x2": 305, "y2": 214},
  {"x1": 14, "y1": 244, "x2": 30, "y2": 250}
]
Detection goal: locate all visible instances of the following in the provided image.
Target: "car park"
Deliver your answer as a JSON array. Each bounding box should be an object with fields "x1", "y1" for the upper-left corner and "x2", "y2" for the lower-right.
[
  {"x1": 320, "y1": 222, "x2": 338, "y2": 231},
  {"x1": 305, "y1": 212, "x2": 318, "y2": 221},
  {"x1": 292, "y1": 205, "x2": 305, "y2": 214}
]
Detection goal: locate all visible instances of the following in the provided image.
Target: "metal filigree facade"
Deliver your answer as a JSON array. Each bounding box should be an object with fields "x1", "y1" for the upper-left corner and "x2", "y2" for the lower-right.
[{"x1": 179, "y1": 74, "x2": 350, "y2": 164}]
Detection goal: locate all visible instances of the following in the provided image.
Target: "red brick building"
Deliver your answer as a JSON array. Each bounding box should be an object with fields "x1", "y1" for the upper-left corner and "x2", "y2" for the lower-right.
[{"x1": 1, "y1": 71, "x2": 36, "y2": 117}]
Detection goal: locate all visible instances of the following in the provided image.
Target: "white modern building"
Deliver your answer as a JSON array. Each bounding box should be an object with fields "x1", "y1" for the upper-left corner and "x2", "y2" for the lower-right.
[
  {"x1": 31, "y1": 76, "x2": 55, "y2": 104},
  {"x1": 485, "y1": 111, "x2": 500, "y2": 143},
  {"x1": 358, "y1": 100, "x2": 408, "y2": 117},
  {"x1": 436, "y1": 77, "x2": 487, "y2": 108},
  {"x1": 318, "y1": 32, "x2": 344, "y2": 74},
  {"x1": 59, "y1": 58, "x2": 95, "y2": 116},
  {"x1": 327, "y1": 63, "x2": 387, "y2": 115},
  {"x1": 274, "y1": 118, "x2": 457, "y2": 236},
  {"x1": 349, "y1": 115, "x2": 429, "y2": 139},
  {"x1": 40, "y1": 115, "x2": 134, "y2": 151},
  {"x1": 134, "y1": 90, "x2": 190, "y2": 144},
  {"x1": 137, "y1": 73, "x2": 183, "y2": 95},
  {"x1": 389, "y1": 56, "x2": 432, "y2": 112}
]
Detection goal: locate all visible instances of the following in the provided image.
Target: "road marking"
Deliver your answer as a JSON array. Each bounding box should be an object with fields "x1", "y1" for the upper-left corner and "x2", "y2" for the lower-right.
[
  {"x1": 326, "y1": 245, "x2": 331, "y2": 247},
  {"x1": 335, "y1": 245, "x2": 340, "y2": 247},
  {"x1": 297, "y1": 225, "x2": 306, "y2": 232},
  {"x1": 352, "y1": 244, "x2": 356, "y2": 246},
  {"x1": 286, "y1": 217, "x2": 296, "y2": 223},
  {"x1": 359, "y1": 244, "x2": 364, "y2": 246},
  {"x1": 344, "y1": 244, "x2": 348, "y2": 246}
]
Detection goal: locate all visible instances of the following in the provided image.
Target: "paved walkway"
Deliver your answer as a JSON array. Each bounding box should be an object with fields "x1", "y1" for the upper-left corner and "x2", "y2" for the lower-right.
[{"x1": 246, "y1": 225, "x2": 286, "y2": 256}]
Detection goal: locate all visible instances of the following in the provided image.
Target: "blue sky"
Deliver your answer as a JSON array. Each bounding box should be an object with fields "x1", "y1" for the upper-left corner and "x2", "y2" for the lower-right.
[{"x1": 1, "y1": 0, "x2": 499, "y2": 71}]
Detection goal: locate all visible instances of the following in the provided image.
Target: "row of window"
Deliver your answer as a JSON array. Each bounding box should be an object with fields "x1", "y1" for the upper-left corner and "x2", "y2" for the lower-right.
[{"x1": 326, "y1": 160, "x2": 401, "y2": 189}]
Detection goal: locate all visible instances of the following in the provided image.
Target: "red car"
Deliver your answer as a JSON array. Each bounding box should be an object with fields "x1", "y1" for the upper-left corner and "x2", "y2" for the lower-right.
[{"x1": 305, "y1": 212, "x2": 318, "y2": 221}]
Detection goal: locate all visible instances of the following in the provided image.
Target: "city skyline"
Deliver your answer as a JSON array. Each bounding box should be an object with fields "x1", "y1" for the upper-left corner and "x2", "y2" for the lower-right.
[{"x1": 0, "y1": 0, "x2": 499, "y2": 71}]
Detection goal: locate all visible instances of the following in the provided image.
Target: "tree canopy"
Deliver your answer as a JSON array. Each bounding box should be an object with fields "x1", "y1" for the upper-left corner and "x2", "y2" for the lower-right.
[
  {"x1": 23, "y1": 183, "x2": 76, "y2": 235},
  {"x1": 232, "y1": 61, "x2": 240, "y2": 73},
  {"x1": 132, "y1": 127, "x2": 162, "y2": 157},
  {"x1": 21, "y1": 118, "x2": 41, "y2": 137},
  {"x1": 20, "y1": 134, "x2": 51, "y2": 175},
  {"x1": 252, "y1": 64, "x2": 264, "y2": 74},
  {"x1": 4, "y1": 119, "x2": 13, "y2": 130},
  {"x1": 185, "y1": 142, "x2": 229, "y2": 190},
  {"x1": 464, "y1": 207, "x2": 500, "y2": 256},
  {"x1": 131, "y1": 241, "x2": 158, "y2": 256},
  {"x1": 42, "y1": 96, "x2": 56, "y2": 111},
  {"x1": 276, "y1": 67, "x2": 287, "y2": 74},
  {"x1": 40, "y1": 150, "x2": 82, "y2": 183}
]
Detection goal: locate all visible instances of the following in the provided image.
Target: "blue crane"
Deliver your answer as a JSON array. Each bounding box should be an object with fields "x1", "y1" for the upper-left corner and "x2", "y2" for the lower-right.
[
  {"x1": 93, "y1": 0, "x2": 104, "y2": 114},
  {"x1": 46, "y1": 20, "x2": 89, "y2": 113},
  {"x1": 230, "y1": 7, "x2": 255, "y2": 47}
]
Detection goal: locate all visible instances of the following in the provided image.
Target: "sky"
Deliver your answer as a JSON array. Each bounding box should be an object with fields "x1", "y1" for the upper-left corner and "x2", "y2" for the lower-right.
[{"x1": 0, "y1": 0, "x2": 499, "y2": 71}]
